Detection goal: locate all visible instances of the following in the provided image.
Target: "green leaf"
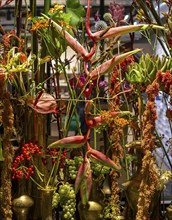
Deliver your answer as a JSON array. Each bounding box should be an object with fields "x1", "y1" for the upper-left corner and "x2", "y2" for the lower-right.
[{"x1": 66, "y1": 0, "x2": 85, "y2": 27}]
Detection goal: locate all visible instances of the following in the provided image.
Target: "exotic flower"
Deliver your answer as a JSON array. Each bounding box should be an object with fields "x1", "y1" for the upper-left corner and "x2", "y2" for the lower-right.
[
  {"x1": 95, "y1": 20, "x2": 108, "y2": 31},
  {"x1": 30, "y1": 18, "x2": 49, "y2": 32},
  {"x1": 157, "y1": 70, "x2": 172, "y2": 94},
  {"x1": 103, "y1": 12, "x2": 113, "y2": 22},
  {"x1": 89, "y1": 49, "x2": 141, "y2": 80},
  {"x1": 94, "y1": 11, "x2": 100, "y2": 22},
  {"x1": 28, "y1": 92, "x2": 58, "y2": 114},
  {"x1": 88, "y1": 147, "x2": 121, "y2": 171},
  {"x1": 69, "y1": 74, "x2": 108, "y2": 89},
  {"x1": 108, "y1": 1, "x2": 125, "y2": 23},
  {"x1": 75, "y1": 156, "x2": 92, "y2": 205},
  {"x1": 48, "y1": 129, "x2": 90, "y2": 149}
]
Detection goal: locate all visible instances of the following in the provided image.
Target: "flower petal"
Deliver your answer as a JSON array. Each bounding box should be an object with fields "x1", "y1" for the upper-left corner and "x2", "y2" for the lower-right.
[{"x1": 28, "y1": 93, "x2": 58, "y2": 114}]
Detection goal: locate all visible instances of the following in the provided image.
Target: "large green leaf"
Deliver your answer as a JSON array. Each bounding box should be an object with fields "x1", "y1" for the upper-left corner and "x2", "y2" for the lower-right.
[{"x1": 66, "y1": 0, "x2": 85, "y2": 27}]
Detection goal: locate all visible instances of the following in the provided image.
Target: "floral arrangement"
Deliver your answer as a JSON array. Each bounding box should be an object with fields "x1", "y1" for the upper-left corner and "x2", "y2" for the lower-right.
[{"x1": 0, "y1": 0, "x2": 172, "y2": 220}]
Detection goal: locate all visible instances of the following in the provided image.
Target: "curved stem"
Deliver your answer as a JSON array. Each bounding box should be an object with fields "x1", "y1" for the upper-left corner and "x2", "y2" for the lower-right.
[
  {"x1": 86, "y1": 0, "x2": 93, "y2": 39},
  {"x1": 155, "y1": 129, "x2": 172, "y2": 170},
  {"x1": 85, "y1": 0, "x2": 97, "y2": 60}
]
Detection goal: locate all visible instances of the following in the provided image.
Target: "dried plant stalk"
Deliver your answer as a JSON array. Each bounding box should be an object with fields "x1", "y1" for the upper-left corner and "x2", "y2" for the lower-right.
[
  {"x1": 136, "y1": 81, "x2": 159, "y2": 220},
  {"x1": 108, "y1": 69, "x2": 125, "y2": 217},
  {"x1": 1, "y1": 85, "x2": 14, "y2": 219}
]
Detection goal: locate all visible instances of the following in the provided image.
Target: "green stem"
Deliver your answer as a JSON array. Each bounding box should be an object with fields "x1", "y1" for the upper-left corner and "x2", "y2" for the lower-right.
[
  {"x1": 93, "y1": 103, "x2": 97, "y2": 149},
  {"x1": 29, "y1": 176, "x2": 45, "y2": 189},
  {"x1": 15, "y1": 0, "x2": 22, "y2": 39},
  {"x1": 23, "y1": 0, "x2": 29, "y2": 53},
  {"x1": 60, "y1": 59, "x2": 90, "y2": 137},
  {"x1": 163, "y1": 93, "x2": 172, "y2": 135},
  {"x1": 138, "y1": 0, "x2": 170, "y2": 56},
  {"x1": 40, "y1": 0, "x2": 51, "y2": 83},
  {"x1": 47, "y1": 148, "x2": 63, "y2": 187},
  {"x1": 44, "y1": 0, "x2": 51, "y2": 14},
  {"x1": 33, "y1": 164, "x2": 44, "y2": 182},
  {"x1": 123, "y1": 137, "x2": 129, "y2": 180},
  {"x1": 155, "y1": 129, "x2": 172, "y2": 170},
  {"x1": 30, "y1": 0, "x2": 39, "y2": 84}
]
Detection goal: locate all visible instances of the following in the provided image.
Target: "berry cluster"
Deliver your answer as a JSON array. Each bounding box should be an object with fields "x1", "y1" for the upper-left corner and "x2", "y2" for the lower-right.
[
  {"x1": 12, "y1": 142, "x2": 42, "y2": 180},
  {"x1": 41, "y1": 149, "x2": 67, "y2": 167},
  {"x1": 91, "y1": 162, "x2": 110, "y2": 176},
  {"x1": 52, "y1": 192, "x2": 60, "y2": 209},
  {"x1": 66, "y1": 156, "x2": 83, "y2": 180},
  {"x1": 59, "y1": 183, "x2": 76, "y2": 220}
]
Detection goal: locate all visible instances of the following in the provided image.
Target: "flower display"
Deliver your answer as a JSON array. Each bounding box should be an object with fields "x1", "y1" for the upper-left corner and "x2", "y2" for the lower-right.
[{"x1": 0, "y1": 0, "x2": 172, "y2": 220}]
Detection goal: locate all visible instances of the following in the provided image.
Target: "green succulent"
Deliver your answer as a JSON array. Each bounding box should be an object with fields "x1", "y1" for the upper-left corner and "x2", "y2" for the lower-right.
[{"x1": 126, "y1": 54, "x2": 172, "y2": 85}]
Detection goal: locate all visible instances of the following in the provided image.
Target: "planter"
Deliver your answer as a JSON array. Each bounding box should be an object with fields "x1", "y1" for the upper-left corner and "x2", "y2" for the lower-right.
[
  {"x1": 123, "y1": 176, "x2": 162, "y2": 220},
  {"x1": 39, "y1": 188, "x2": 55, "y2": 220},
  {"x1": 78, "y1": 201, "x2": 103, "y2": 220},
  {"x1": 166, "y1": 204, "x2": 172, "y2": 220},
  {"x1": 78, "y1": 179, "x2": 104, "y2": 220},
  {"x1": 12, "y1": 195, "x2": 34, "y2": 220}
]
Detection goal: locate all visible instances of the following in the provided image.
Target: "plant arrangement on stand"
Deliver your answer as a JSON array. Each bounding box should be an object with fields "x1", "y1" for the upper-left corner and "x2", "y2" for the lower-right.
[{"x1": 1, "y1": 0, "x2": 172, "y2": 219}]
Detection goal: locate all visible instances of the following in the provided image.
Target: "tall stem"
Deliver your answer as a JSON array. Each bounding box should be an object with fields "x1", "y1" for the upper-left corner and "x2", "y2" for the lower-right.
[
  {"x1": 155, "y1": 129, "x2": 172, "y2": 170},
  {"x1": 15, "y1": 0, "x2": 22, "y2": 39},
  {"x1": 30, "y1": 0, "x2": 39, "y2": 84}
]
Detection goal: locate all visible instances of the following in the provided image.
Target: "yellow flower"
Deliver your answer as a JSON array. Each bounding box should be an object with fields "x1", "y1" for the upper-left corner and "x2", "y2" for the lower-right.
[
  {"x1": 49, "y1": 4, "x2": 65, "y2": 13},
  {"x1": 114, "y1": 117, "x2": 128, "y2": 127}
]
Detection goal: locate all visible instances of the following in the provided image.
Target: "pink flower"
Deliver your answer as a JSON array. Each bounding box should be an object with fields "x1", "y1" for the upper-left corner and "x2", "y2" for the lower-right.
[
  {"x1": 109, "y1": 1, "x2": 125, "y2": 23},
  {"x1": 28, "y1": 92, "x2": 58, "y2": 114}
]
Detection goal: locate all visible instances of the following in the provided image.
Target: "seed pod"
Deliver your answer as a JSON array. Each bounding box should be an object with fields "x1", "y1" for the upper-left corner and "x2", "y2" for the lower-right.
[
  {"x1": 80, "y1": 169, "x2": 92, "y2": 206},
  {"x1": 48, "y1": 129, "x2": 90, "y2": 149},
  {"x1": 75, "y1": 157, "x2": 91, "y2": 194},
  {"x1": 74, "y1": 161, "x2": 85, "y2": 194},
  {"x1": 89, "y1": 49, "x2": 141, "y2": 80},
  {"x1": 92, "y1": 24, "x2": 165, "y2": 41},
  {"x1": 42, "y1": 14, "x2": 88, "y2": 59},
  {"x1": 88, "y1": 148, "x2": 121, "y2": 171},
  {"x1": 48, "y1": 135, "x2": 87, "y2": 149}
]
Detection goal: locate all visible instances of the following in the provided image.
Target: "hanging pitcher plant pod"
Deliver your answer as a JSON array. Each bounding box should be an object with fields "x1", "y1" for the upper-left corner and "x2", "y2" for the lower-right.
[
  {"x1": 74, "y1": 156, "x2": 92, "y2": 205},
  {"x1": 42, "y1": 14, "x2": 89, "y2": 60},
  {"x1": 88, "y1": 148, "x2": 121, "y2": 172},
  {"x1": 48, "y1": 135, "x2": 87, "y2": 149},
  {"x1": 92, "y1": 24, "x2": 166, "y2": 41},
  {"x1": 80, "y1": 169, "x2": 92, "y2": 206},
  {"x1": 89, "y1": 49, "x2": 142, "y2": 80},
  {"x1": 48, "y1": 129, "x2": 90, "y2": 149},
  {"x1": 74, "y1": 156, "x2": 92, "y2": 194}
]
